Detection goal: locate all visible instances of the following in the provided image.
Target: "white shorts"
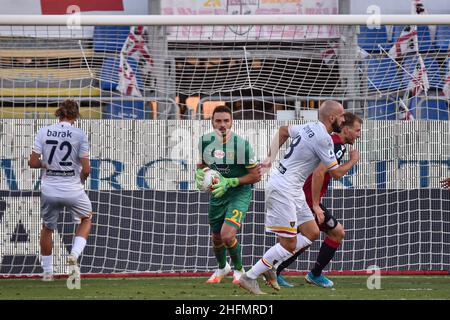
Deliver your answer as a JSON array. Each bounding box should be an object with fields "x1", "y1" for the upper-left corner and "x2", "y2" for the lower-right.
[
  {"x1": 264, "y1": 185, "x2": 315, "y2": 238},
  {"x1": 41, "y1": 191, "x2": 92, "y2": 230}
]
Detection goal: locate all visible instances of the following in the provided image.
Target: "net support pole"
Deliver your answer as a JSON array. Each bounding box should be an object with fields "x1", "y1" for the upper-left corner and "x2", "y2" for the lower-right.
[
  {"x1": 341, "y1": 26, "x2": 361, "y2": 114},
  {"x1": 148, "y1": 0, "x2": 176, "y2": 119},
  {"x1": 338, "y1": 0, "x2": 362, "y2": 114}
]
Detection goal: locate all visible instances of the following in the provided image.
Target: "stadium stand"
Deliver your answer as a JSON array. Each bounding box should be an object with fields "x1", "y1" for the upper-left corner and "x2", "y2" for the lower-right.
[
  {"x1": 391, "y1": 25, "x2": 435, "y2": 52},
  {"x1": 93, "y1": 26, "x2": 130, "y2": 53},
  {"x1": 0, "y1": 38, "x2": 100, "y2": 97},
  {"x1": 358, "y1": 25, "x2": 390, "y2": 53},
  {"x1": 400, "y1": 55, "x2": 442, "y2": 89},
  {"x1": 434, "y1": 25, "x2": 450, "y2": 51},
  {"x1": 365, "y1": 56, "x2": 402, "y2": 91},
  {"x1": 366, "y1": 98, "x2": 397, "y2": 120}
]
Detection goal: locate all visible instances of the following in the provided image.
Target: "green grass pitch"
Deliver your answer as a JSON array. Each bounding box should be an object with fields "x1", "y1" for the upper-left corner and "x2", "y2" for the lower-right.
[{"x1": 1, "y1": 275, "x2": 449, "y2": 300}]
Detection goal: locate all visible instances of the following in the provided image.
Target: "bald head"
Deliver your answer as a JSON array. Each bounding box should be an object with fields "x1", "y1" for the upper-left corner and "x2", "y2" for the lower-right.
[
  {"x1": 318, "y1": 100, "x2": 345, "y2": 134},
  {"x1": 319, "y1": 100, "x2": 343, "y2": 119}
]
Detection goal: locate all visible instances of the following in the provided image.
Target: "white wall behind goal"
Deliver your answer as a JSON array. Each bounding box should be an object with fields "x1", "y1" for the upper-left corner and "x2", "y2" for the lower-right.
[{"x1": 0, "y1": 119, "x2": 448, "y2": 191}]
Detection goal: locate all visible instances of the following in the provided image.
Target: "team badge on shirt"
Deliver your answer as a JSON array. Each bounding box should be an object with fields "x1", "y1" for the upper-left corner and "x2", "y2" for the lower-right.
[{"x1": 214, "y1": 150, "x2": 225, "y2": 158}]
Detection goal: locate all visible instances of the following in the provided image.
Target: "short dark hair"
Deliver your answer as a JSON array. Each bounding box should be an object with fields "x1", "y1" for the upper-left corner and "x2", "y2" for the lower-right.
[
  {"x1": 342, "y1": 112, "x2": 363, "y2": 127},
  {"x1": 55, "y1": 99, "x2": 80, "y2": 120},
  {"x1": 212, "y1": 105, "x2": 232, "y2": 120}
]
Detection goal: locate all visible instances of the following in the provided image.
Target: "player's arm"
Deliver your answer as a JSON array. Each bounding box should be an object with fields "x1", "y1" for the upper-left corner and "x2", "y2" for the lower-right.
[
  {"x1": 211, "y1": 166, "x2": 261, "y2": 198},
  {"x1": 232, "y1": 166, "x2": 262, "y2": 186},
  {"x1": 80, "y1": 157, "x2": 90, "y2": 184},
  {"x1": 28, "y1": 151, "x2": 47, "y2": 169},
  {"x1": 327, "y1": 145, "x2": 359, "y2": 180},
  {"x1": 261, "y1": 125, "x2": 290, "y2": 171},
  {"x1": 212, "y1": 143, "x2": 261, "y2": 198},
  {"x1": 78, "y1": 132, "x2": 91, "y2": 184},
  {"x1": 28, "y1": 130, "x2": 48, "y2": 169},
  {"x1": 311, "y1": 163, "x2": 328, "y2": 224},
  {"x1": 195, "y1": 138, "x2": 209, "y2": 189}
]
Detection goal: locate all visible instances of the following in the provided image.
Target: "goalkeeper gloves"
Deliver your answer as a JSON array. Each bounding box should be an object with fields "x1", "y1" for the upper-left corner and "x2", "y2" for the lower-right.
[
  {"x1": 195, "y1": 168, "x2": 207, "y2": 190},
  {"x1": 211, "y1": 175, "x2": 239, "y2": 198}
]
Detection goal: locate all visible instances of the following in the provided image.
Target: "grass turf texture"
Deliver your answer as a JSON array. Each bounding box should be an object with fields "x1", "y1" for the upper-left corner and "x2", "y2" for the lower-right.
[{"x1": 0, "y1": 275, "x2": 449, "y2": 300}]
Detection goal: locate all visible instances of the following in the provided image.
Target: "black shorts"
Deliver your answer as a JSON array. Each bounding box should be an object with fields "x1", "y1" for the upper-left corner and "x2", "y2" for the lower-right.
[{"x1": 313, "y1": 203, "x2": 339, "y2": 232}]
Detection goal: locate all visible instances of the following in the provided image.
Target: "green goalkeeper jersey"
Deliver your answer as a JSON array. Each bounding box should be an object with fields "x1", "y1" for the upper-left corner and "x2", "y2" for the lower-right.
[{"x1": 198, "y1": 131, "x2": 258, "y2": 203}]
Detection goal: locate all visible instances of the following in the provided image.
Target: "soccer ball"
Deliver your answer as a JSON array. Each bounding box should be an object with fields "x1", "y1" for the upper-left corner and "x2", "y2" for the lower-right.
[{"x1": 201, "y1": 168, "x2": 221, "y2": 192}]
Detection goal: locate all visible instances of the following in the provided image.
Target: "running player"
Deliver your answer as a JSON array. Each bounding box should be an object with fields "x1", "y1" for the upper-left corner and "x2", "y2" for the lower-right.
[
  {"x1": 276, "y1": 112, "x2": 363, "y2": 288},
  {"x1": 239, "y1": 101, "x2": 360, "y2": 294}
]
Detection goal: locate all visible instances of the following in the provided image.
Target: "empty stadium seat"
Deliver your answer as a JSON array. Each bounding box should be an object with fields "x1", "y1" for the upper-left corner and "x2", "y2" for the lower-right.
[
  {"x1": 99, "y1": 56, "x2": 143, "y2": 91},
  {"x1": 358, "y1": 25, "x2": 389, "y2": 52},
  {"x1": 365, "y1": 57, "x2": 401, "y2": 91},
  {"x1": 102, "y1": 100, "x2": 148, "y2": 119},
  {"x1": 391, "y1": 25, "x2": 434, "y2": 52},
  {"x1": 401, "y1": 56, "x2": 442, "y2": 89},
  {"x1": 416, "y1": 98, "x2": 449, "y2": 120},
  {"x1": 435, "y1": 25, "x2": 450, "y2": 51},
  {"x1": 93, "y1": 26, "x2": 130, "y2": 53},
  {"x1": 367, "y1": 99, "x2": 397, "y2": 120}
]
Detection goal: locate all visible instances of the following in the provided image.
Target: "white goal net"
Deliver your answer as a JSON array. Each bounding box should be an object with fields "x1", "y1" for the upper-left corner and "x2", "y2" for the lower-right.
[{"x1": 0, "y1": 15, "x2": 449, "y2": 276}]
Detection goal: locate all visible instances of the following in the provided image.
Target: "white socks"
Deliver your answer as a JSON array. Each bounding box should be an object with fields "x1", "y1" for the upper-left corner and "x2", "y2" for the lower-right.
[
  {"x1": 70, "y1": 236, "x2": 87, "y2": 259},
  {"x1": 247, "y1": 235, "x2": 314, "y2": 279},
  {"x1": 247, "y1": 243, "x2": 292, "y2": 279},
  {"x1": 41, "y1": 255, "x2": 53, "y2": 273},
  {"x1": 295, "y1": 234, "x2": 313, "y2": 252}
]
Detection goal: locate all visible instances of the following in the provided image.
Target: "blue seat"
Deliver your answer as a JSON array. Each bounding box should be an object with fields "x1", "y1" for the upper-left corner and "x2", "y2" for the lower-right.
[
  {"x1": 435, "y1": 25, "x2": 450, "y2": 51},
  {"x1": 103, "y1": 100, "x2": 148, "y2": 119},
  {"x1": 417, "y1": 98, "x2": 449, "y2": 120},
  {"x1": 401, "y1": 56, "x2": 441, "y2": 90},
  {"x1": 99, "y1": 56, "x2": 143, "y2": 91},
  {"x1": 358, "y1": 25, "x2": 389, "y2": 52},
  {"x1": 93, "y1": 26, "x2": 130, "y2": 53},
  {"x1": 365, "y1": 57, "x2": 401, "y2": 91},
  {"x1": 367, "y1": 99, "x2": 397, "y2": 120},
  {"x1": 391, "y1": 25, "x2": 434, "y2": 52}
]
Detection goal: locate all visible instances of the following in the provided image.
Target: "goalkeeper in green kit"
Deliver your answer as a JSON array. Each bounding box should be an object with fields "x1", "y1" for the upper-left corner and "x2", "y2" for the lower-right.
[{"x1": 195, "y1": 105, "x2": 262, "y2": 284}]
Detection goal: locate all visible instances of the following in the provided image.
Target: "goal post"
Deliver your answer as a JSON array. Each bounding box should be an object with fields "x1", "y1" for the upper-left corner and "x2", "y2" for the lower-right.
[{"x1": 0, "y1": 14, "x2": 449, "y2": 277}]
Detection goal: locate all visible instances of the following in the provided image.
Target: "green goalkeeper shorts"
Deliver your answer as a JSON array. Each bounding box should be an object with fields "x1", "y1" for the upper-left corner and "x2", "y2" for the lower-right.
[{"x1": 208, "y1": 191, "x2": 252, "y2": 233}]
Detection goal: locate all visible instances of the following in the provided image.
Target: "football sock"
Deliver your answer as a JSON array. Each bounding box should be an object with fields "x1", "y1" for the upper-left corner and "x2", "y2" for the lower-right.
[
  {"x1": 295, "y1": 233, "x2": 313, "y2": 251},
  {"x1": 70, "y1": 236, "x2": 87, "y2": 259},
  {"x1": 226, "y1": 239, "x2": 242, "y2": 271},
  {"x1": 41, "y1": 255, "x2": 53, "y2": 273},
  {"x1": 311, "y1": 236, "x2": 341, "y2": 277},
  {"x1": 276, "y1": 234, "x2": 312, "y2": 275},
  {"x1": 276, "y1": 247, "x2": 305, "y2": 275},
  {"x1": 247, "y1": 243, "x2": 292, "y2": 279},
  {"x1": 213, "y1": 243, "x2": 227, "y2": 269}
]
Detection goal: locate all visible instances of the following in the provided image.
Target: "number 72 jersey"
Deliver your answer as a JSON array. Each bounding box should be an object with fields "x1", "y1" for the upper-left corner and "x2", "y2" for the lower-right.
[
  {"x1": 268, "y1": 121, "x2": 339, "y2": 194},
  {"x1": 33, "y1": 122, "x2": 89, "y2": 194}
]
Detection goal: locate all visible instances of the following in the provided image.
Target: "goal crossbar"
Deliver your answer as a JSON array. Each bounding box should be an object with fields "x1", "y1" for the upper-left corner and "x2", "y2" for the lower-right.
[{"x1": 1, "y1": 14, "x2": 450, "y2": 26}]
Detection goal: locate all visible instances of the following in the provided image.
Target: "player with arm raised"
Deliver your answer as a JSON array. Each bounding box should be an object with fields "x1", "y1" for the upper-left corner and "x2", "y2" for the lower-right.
[
  {"x1": 195, "y1": 105, "x2": 261, "y2": 284},
  {"x1": 239, "y1": 101, "x2": 359, "y2": 295},
  {"x1": 276, "y1": 112, "x2": 362, "y2": 288},
  {"x1": 28, "y1": 99, "x2": 92, "y2": 282}
]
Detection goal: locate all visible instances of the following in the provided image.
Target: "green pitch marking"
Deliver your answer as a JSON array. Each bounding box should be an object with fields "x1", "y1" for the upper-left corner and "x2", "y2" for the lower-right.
[{"x1": 0, "y1": 276, "x2": 449, "y2": 300}]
